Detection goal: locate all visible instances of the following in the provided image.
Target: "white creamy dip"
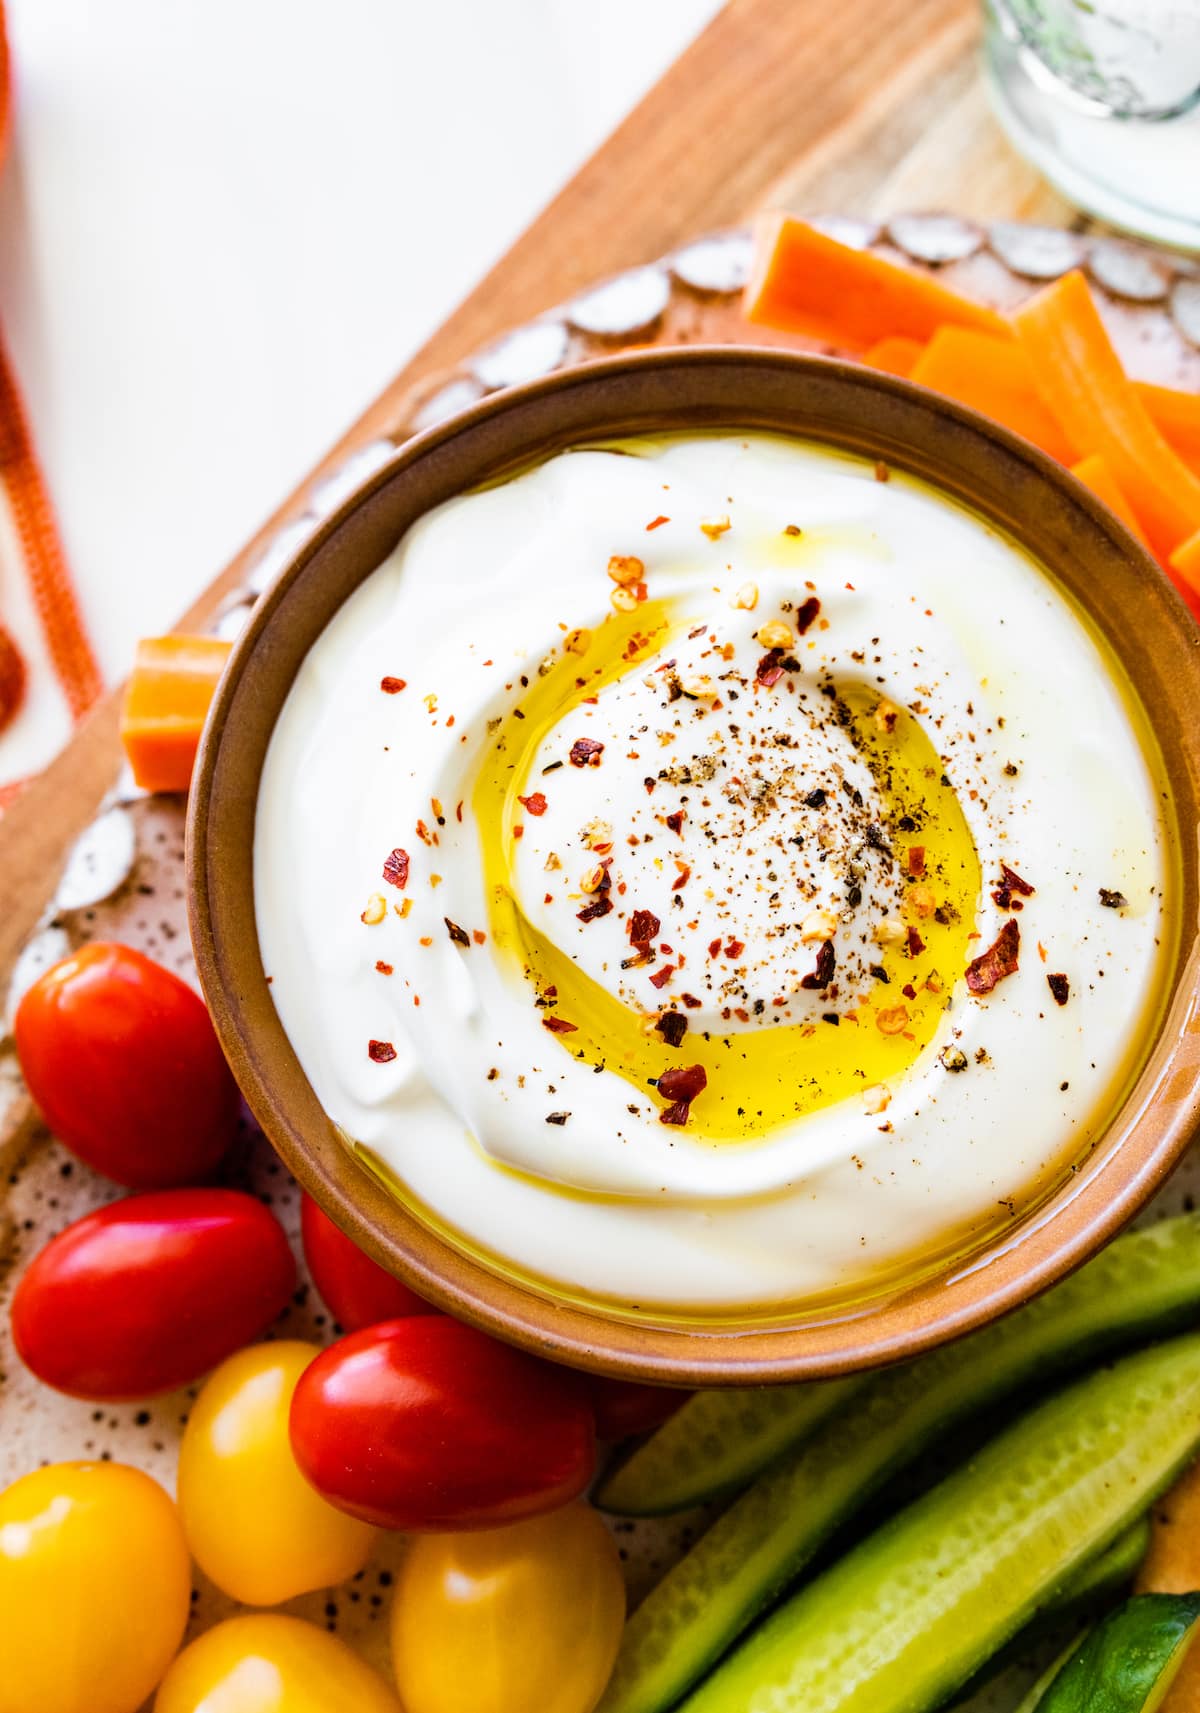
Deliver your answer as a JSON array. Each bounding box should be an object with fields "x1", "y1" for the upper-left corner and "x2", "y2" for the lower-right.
[{"x1": 255, "y1": 434, "x2": 1170, "y2": 1312}]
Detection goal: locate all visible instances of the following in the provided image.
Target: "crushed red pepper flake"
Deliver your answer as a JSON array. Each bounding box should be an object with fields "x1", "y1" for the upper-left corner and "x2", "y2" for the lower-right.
[
  {"x1": 657, "y1": 1063, "x2": 707, "y2": 1126},
  {"x1": 666, "y1": 809, "x2": 686, "y2": 836},
  {"x1": 368, "y1": 1040, "x2": 397, "y2": 1063},
  {"x1": 657, "y1": 1063, "x2": 706, "y2": 1103},
  {"x1": 472, "y1": 930, "x2": 487, "y2": 945},
  {"x1": 795, "y1": 596, "x2": 821, "y2": 635},
  {"x1": 725, "y1": 938, "x2": 744, "y2": 959},
  {"x1": 380, "y1": 676, "x2": 406, "y2": 694},
  {"x1": 992, "y1": 863, "x2": 1035, "y2": 911},
  {"x1": 800, "y1": 939, "x2": 836, "y2": 990},
  {"x1": 444, "y1": 918, "x2": 471, "y2": 947},
  {"x1": 629, "y1": 909, "x2": 661, "y2": 944},
  {"x1": 382, "y1": 848, "x2": 410, "y2": 888},
  {"x1": 577, "y1": 896, "x2": 613, "y2": 924},
  {"x1": 672, "y1": 862, "x2": 691, "y2": 891},
  {"x1": 569, "y1": 737, "x2": 605, "y2": 768},
  {"x1": 874, "y1": 460, "x2": 890, "y2": 483},
  {"x1": 756, "y1": 648, "x2": 786, "y2": 688},
  {"x1": 656, "y1": 1012, "x2": 689, "y2": 1047},
  {"x1": 1048, "y1": 972, "x2": 1070, "y2": 1006},
  {"x1": 707, "y1": 937, "x2": 722, "y2": 958},
  {"x1": 649, "y1": 963, "x2": 676, "y2": 990},
  {"x1": 621, "y1": 949, "x2": 655, "y2": 969},
  {"x1": 643, "y1": 776, "x2": 656, "y2": 795},
  {"x1": 542, "y1": 1016, "x2": 578, "y2": 1034},
  {"x1": 375, "y1": 961, "x2": 393, "y2": 975},
  {"x1": 907, "y1": 845, "x2": 926, "y2": 878},
  {"x1": 518, "y1": 791, "x2": 548, "y2": 816},
  {"x1": 681, "y1": 992, "x2": 702, "y2": 1008},
  {"x1": 646, "y1": 515, "x2": 670, "y2": 531},
  {"x1": 906, "y1": 924, "x2": 925, "y2": 957},
  {"x1": 966, "y1": 918, "x2": 1020, "y2": 995}
]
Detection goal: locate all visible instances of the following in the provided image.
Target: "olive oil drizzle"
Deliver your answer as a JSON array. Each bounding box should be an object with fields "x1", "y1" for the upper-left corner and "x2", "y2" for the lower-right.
[{"x1": 473, "y1": 602, "x2": 981, "y2": 1142}]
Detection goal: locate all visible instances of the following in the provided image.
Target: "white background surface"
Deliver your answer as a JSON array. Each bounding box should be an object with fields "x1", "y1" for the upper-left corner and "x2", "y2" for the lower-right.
[{"x1": 0, "y1": 0, "x2": 721, "y2": 692}]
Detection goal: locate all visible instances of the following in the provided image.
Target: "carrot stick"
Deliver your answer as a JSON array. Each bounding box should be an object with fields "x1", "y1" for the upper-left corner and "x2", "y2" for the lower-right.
[
  {"x1": 1168, "y1": 527, "x2": 1200, "y2": 610},
  {"x1": 1069, "y1": 455, "x2": 1149, "y2": 546},
  {"x1": 911, "y1": 327, "x2": 1076, "y2": 463},
  {"x1": 1136, "y1": 380, "x2": 1200, "y2": 475},
  {"x1": 1012, "y1": 271, "x2": 1200, "y2": 560},
  {"x1": 1138, "y1": 1455, "x2": 1200, "y2": 1597},
  {"x1": 861, "y1": 336, "x2": 924, "y2": 378},
  {"x1": 119, "y1": 635, "x2": 232, "y2": 793},
  {"x1": 744, "y1": 214, "x2": 1012, "y2": 351}
]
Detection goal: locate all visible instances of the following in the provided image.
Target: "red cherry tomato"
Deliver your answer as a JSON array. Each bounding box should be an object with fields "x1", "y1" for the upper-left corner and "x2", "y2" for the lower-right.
[
  {"x1": 14, "y1": 943, "x2": 239, "y2": 1188},
  {"x1": 580, "y1": 1376, "x2": 691, "y2": 1442},
  {"x1": 289, "y1": 1315, "x2": 595, "y2": 1531},
  {"x1": 12, "y1": 1189, "x2": 296, "y2": 1400},
  {"x1": 300, "y1": 1194, "x2": 431, "y2": 1331}
]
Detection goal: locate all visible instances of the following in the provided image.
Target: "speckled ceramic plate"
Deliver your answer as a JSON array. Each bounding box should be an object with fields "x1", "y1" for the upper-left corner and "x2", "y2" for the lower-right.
[{"x1": 2, "y1": 216, "x2": 1199, "y2": 1709}]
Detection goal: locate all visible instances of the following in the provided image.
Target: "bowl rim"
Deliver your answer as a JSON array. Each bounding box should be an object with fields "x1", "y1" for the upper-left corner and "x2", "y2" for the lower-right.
[{"x1": 188, "y1": 344, "x2": 1200, "y2": 1384}]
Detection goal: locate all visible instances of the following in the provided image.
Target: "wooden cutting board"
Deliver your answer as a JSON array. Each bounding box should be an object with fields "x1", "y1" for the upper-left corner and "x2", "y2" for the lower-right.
[
  {"x1": 1, "y1": 7, "x2": 1197, "y2": 1700},
  {"x1": 0, "y1": 0, "x2": 1085, "y2": 982}
]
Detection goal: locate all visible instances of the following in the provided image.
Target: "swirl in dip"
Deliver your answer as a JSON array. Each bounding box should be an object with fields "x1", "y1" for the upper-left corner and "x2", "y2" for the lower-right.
[{"x1": 255, "y1": 433, "x2": 1170, "y2": 1313}]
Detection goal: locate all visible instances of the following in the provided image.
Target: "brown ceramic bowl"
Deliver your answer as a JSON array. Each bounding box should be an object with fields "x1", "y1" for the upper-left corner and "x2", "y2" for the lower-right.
[{"x1": 188, "y1": 347, "x2": 1200, "y2": 1384}]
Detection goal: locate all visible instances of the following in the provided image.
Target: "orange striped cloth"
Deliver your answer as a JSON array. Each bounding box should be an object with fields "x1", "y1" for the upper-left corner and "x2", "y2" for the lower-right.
[{"x1": 0, "y1": 4, "x2": 102, "y2": 809}]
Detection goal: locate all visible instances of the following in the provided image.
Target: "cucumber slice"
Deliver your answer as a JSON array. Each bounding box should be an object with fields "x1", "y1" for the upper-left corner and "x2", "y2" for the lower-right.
[
  {"x1": 1023, "y1": 1593, "x2": 1200, "y2": 1712},
  {"x1": 596, "y1": 1377, "x2": 863, "y2": 1516},
  {"x1": 599, "y1": 1214, "x2": 1200, "y2": 1713},
  {"x1": 958, "y1": 1517, "x2": 1152, "y2": 1705},
  {"x1": 1054, "y1": 1518, "x2": 1154, "y2": 1618},
  {"x1": 600, "y1": 1217, "x2": 1200, "y2": 1520},
  {"x1": 680, "y1": 1332, "x2": 1200, "y2": 1712}
]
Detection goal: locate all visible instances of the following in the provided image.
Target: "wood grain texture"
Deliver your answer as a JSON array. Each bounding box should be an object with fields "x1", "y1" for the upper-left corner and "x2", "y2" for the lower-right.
[{"x1": 0, "y1": 0, "x2": 1052, "y2": 985}]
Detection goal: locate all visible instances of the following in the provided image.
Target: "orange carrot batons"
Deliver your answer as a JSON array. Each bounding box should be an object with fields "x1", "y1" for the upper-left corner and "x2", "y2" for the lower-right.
[
  {"x1": 1136, "y1": 381, "x2": 1200, "y2": 474},
  {"x1": 1012, "y1": 271, "x2": 1200, "y2": 560},
  {"x1": 120, "y1": 635, "x2": 232, "y2": 793},
  {"x1": 744, "y1": 214, "x2": 1012, "y2": 351},
  {"x1": 911, "y1": 327, "x2": 1076, "y2": 463},
  {"x1": 861, "y1": 337, "x2": 924, "y2": 378},
  {"x1": 1168, "y1": 528, "x2": 1200, "y2": 617},
  {"x1": 1069, "y1": 455, "x2": 1149, "y2": 546}
]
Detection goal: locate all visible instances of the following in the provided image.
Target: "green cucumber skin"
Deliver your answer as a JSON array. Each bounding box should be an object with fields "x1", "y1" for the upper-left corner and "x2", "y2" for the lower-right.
[
  {"x1": 596, "y1": 1377, "x2": 863, "y2": 1516},
  {"x1": 956, "y1": 1515, "x2": 1153, "y2": 1705},
  {"x1": 681, "y1": 1333, "x2": 1200, "y2": 1713},
  {"x1": 1028, "y1": 1593, "x2": 1200, "y2": 1712},
  {"x1": 1053, "y1": 1517, "x2": 1154, "y2": 1616},
  {"x1": 598, "y1": 1215, "x2": 1200, "y2": 1713}
]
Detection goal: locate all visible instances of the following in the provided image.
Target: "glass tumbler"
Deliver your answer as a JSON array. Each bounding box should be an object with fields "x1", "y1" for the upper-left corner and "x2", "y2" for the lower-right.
[{"x1": 983, "y1": 0, "x2": 1200, "y2": 250}]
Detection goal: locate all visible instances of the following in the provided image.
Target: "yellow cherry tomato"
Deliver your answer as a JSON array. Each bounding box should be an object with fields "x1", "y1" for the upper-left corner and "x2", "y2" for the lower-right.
[
  {"x1": 391, "y1": 1501, "x2": 625, "y2": 1713},
  {"x1": 0, "y1": 1461, "x2": 190, "y2": 1713},
  {"x1": 154, "y1": 1615, "x2": 402, "y2": 1713},
  {"x1": 177, "y1": 1340, "x2": 375, "y2": 1604}
]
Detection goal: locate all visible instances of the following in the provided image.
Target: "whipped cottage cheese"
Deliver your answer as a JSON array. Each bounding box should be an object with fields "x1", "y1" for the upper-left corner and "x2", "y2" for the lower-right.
[{"x1": 254, "y1": 434, "x2": 1170, "y2": 1311}]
